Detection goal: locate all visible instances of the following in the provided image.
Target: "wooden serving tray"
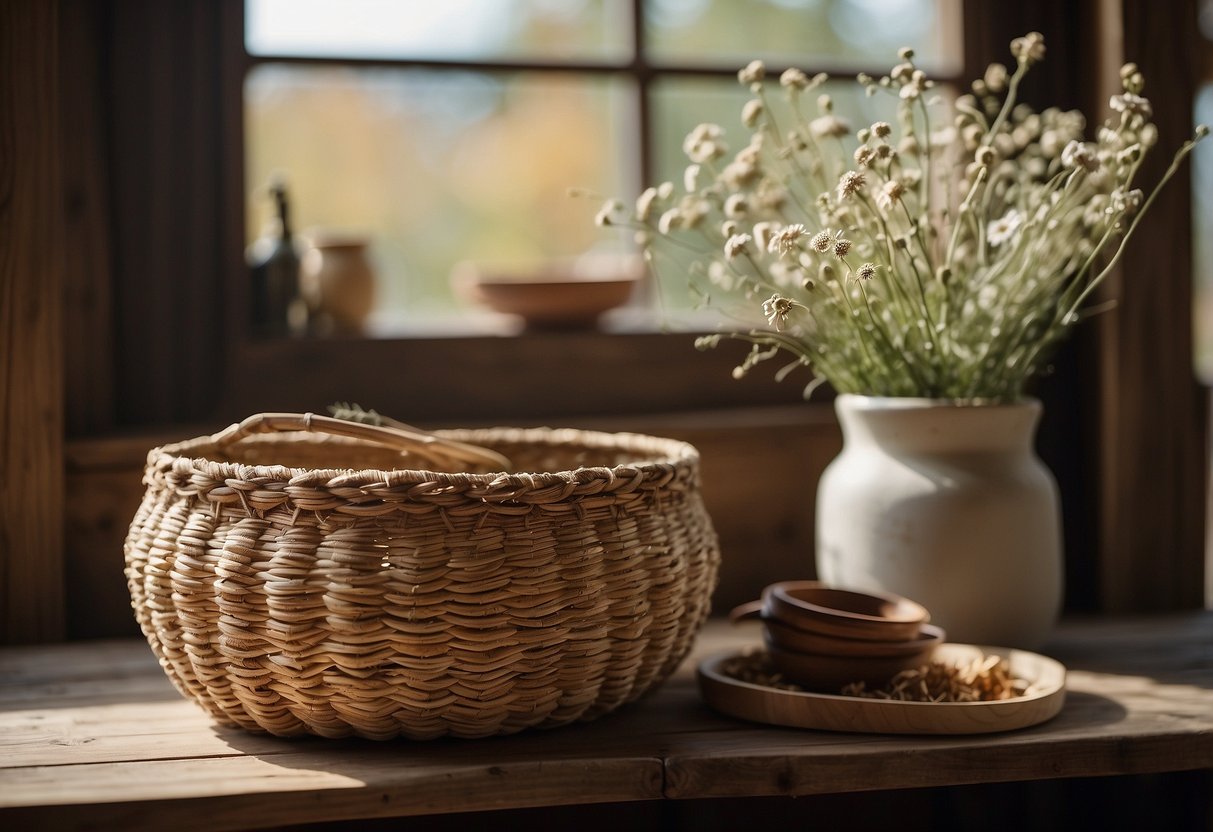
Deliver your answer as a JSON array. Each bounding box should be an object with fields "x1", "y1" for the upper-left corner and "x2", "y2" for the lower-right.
[{"x1": 698, "y1": 643, "x2": 1066, "y2": 735}]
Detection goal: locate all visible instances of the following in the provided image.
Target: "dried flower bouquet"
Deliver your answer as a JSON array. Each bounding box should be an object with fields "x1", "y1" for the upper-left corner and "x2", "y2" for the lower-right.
[{"x1": 596, "y1": 33, "x2": 1207, "y2": 401}]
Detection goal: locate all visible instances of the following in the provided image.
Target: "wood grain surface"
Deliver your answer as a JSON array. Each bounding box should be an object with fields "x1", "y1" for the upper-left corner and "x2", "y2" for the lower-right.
[
  {"x1": 0, "y1": 0, "x2": 66, "y2": 644},
  {"x1": 2, "y1": 615, "x2": 1213, "y2": 830}
]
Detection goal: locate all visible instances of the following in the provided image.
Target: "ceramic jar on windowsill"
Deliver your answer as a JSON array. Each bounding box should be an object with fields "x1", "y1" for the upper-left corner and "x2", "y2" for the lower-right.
[{"x1": 301, "y1": 233, "x2": 376, "y2": 336}]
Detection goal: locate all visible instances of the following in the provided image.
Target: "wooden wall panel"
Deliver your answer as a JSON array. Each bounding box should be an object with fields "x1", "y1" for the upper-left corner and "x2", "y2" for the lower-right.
[
  {"x1": 1098, "y1": 0, "x2": 1207, "y2": 610},
  {"x1": 0, "y1": 0, "x2": 66, "y2": 643},
  {"x1": 60, "y1": 0, "x2": 116, "y2": 437}
]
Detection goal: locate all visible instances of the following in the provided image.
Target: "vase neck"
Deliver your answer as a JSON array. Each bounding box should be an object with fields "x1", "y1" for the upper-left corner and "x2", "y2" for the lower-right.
[{"x1": 835, "y1": 396, "x2": 1042, "y2": 455}]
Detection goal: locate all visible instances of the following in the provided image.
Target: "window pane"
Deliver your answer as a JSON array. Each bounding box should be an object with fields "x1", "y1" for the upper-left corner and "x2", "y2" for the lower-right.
[
  {"x1": 1194, "y1": 83, "x2": 1213, "y2": 379},
  {"x1": 246, "y1": 0, "x2": 631, "y2": 62},
  {"x1": 645, "y1": 0, "x2": 961, "y2": 72},
  {"x1": 245, "y1": 65, "x2": 634, "y2": 332}
]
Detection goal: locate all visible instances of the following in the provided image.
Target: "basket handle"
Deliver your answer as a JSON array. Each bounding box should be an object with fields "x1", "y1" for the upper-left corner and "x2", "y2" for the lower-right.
[{"x1": 211, "y1": 412, "x2": 511, "y2": 471}]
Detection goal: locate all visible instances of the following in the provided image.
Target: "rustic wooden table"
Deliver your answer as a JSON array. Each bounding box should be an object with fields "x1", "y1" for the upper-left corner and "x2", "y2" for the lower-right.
[{"x1": 2, "y1": 615, "x2": 1212, "y2": 830}]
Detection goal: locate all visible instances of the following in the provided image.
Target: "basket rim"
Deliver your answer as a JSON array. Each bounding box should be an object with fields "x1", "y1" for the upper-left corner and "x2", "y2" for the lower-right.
[{"x1": 148, "y1": 424, "x2": 701, "y2": 490}]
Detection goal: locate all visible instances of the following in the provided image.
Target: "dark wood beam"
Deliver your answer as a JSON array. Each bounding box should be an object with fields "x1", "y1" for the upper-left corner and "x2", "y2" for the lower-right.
[{"x1": 0, "y1": 0, "x2": 66, "y2": 643}]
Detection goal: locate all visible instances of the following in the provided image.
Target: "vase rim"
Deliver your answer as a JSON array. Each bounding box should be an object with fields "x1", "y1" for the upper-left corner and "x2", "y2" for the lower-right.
[{"x1": 834, "y1": 393, "x2": 1041, "y2": 411}]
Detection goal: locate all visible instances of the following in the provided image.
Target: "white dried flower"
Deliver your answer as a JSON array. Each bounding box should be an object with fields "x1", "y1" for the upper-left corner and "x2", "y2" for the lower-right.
[
  {"x1": 781, "y1": 68, "x2": 809, "y2": 90},
  {"x1": 595, "y1": 37, "x2": 1197, "y2": 404},
  {"x1": 683, "y1": 164, "x2": 701, "y2": 192},
  {"x1": 722, "y1": 159, "x2": 760, "y2": 189},
  {"x1": 810, "y1": 114, "x2": 851, "y2": 138},
  {"x1": 809, "y1": 229, "x2": 833, "y2": 254},
  {"x1": 984, "y1": 63, "x2": 1009, "y2": 93},
  {"x1": 658, "y1": 208, "x2": 683, "y2": 235},
  {"x1": 855, "y1": 262, "x2": 879, "y2": 281},
  {"x1": 635, "y1": 187, "x2": 658, "y2": 221},
  {"x1": 987, "y1": 208, "x2": 1024, "y2": 247},
  {"x1": 724, "y1": 193, "x2": 749, "y2": 219},
  {"x1": 683, "y1": 123, "x2": 728, "y2": 163},
  {"x1": 742, "y1": 99, "x2": 764, "y2": 127},
  {"x1": 679, "y1": 196, "x2": 710, "y2": 229},
  {"x1": 1110, "y1": 92, "x2": 1152, "y2": 119},
  {"x1": 1010, "y1": 31, "x2": 1046, "y2": 66},
  {"x1": 724, "y1": 233, "x2": 752, "y2": 260},
  {"x1": 836, "y1": 170, "x2": 866, "y2": 200},
  {"x1": 769, "y1": 223, "x2": 809, "y2": 256},
  {"x1": 752, "y1": 221, "x2": 777, "y2": 253},
  {"x1": 876, "y1": 179, "x2": 905, "y2": 211},
  {"x1": 1061, "y1": 140, "x2": 1100, "y2": 172},
  {"x1": 738, "y1": 60, "x2": 765, "y2": 85},
  {"x1": 762, "y1": 293, "x2": 801, "y2": 331},
  {"x1": 1109, "y1": 188, "x2": 1144, "y2": 217},
  {"x1": 594, "y1": 199, "x2": 621, "y2": 227}
]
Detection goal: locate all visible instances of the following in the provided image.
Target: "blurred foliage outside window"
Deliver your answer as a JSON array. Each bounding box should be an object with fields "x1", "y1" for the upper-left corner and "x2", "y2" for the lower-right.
[{"x1": 244, "y1": 0, "x2": 958, "y2": 334}]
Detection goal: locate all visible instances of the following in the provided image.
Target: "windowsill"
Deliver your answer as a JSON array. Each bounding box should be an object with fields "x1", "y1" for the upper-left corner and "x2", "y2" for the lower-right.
[
  {"x1": 217, "y1": 322, "x2": 812, "y2": 425},
  {"x1": 345, "y1": 306, "x2": 729, "y2": 340},
  {"x1": 4, "y1": 614, "x2": 1213, "y2": 828}
]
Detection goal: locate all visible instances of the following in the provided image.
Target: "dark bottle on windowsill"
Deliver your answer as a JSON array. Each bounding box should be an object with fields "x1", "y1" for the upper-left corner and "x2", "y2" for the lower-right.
[{"x1": 248, "y1": 181, "x2": 306, "y2": 338}]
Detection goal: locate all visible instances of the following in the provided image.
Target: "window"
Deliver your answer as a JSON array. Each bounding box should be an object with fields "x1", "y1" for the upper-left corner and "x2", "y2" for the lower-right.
[
  {"x1": 1193, "y1": 0, "x2": 1213, "y2": 379},
  {"x1": 242, "y1": 0, "x2": 961, "y2": 334}
]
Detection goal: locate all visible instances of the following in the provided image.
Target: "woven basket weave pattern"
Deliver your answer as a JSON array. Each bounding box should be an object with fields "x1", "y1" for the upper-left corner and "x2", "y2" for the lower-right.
[{"x1": 125, "y1": 427, "x2": 720, "y2": 740}]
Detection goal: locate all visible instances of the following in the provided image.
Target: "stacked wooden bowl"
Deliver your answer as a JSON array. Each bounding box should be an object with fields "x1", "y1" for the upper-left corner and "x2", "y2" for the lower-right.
[{"x1": 731, "y1": 581, "x2": 944, "y2": 692}]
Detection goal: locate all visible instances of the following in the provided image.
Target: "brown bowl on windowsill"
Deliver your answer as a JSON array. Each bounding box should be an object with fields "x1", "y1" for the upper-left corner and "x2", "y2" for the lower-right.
[{"x1": 452, "y1": 257, "x2": 643, "y2": 331}]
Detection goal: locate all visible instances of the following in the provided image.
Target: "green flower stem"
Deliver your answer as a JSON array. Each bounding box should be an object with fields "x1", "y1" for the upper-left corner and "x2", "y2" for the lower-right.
[
  {"x1": 1061, "y1": 135, "x2": 1205, "y2": 320},
  {"x1": 916, "y1": 94, "x2": 934, "y2": 217},
  {"x1": 857, "y1": 277, "x2": 932, "y2": 394},
  {"x1": 980, "y1": 59, "x2": 1028, "y2": 149},
  {"x1": 944, "y1": 165, "x2": 987, "y2": 271}
]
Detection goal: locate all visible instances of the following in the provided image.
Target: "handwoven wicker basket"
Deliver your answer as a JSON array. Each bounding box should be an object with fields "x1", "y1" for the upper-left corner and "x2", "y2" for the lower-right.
[{"x1": 125, "y1": 412, "x2": 720, "y2": 740}]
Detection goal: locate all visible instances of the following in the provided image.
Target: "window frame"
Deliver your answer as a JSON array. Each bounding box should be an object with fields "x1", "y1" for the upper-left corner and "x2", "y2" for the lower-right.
[{"x1": 221, "y1": 0, "x2": 969, "y2": 424}]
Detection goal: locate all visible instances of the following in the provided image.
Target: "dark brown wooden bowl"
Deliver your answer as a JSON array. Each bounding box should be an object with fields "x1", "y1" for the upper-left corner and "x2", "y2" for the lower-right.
[
  {"x1": 764, "y1": 581, "x2": 929, "y2": 642},
  {"x1": 763, "y1": 618, "x2": 945, "y2": 658}
]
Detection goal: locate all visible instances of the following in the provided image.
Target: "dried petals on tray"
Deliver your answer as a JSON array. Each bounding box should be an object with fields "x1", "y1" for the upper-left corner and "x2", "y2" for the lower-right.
[
  {"x1": 841, "y1": 654, "x2": 1033, "y2": 702},
  {"x1": 719, "y1": 651, "x2": 1034, "y2": 702}
]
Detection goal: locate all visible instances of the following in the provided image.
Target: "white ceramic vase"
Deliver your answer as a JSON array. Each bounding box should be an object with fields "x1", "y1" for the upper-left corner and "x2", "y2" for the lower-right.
[{"x1": 815, "y1": 395, "x2": 1063, "y2": 649}]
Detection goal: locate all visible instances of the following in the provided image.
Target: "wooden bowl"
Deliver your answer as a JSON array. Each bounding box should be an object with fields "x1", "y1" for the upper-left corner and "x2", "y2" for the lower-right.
[
  {"x1": 763, "y1": 618, "x2": 945, "y2": 658},
  {"x1": 764, "y1": 640, "x2": 940, "y2": 692},
  {"x1": 452, "y1": 258, "x2": 642, "y2": 330},
  {"x1": 764, "y1": 581, "x2": 929, "y2": 642}
]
